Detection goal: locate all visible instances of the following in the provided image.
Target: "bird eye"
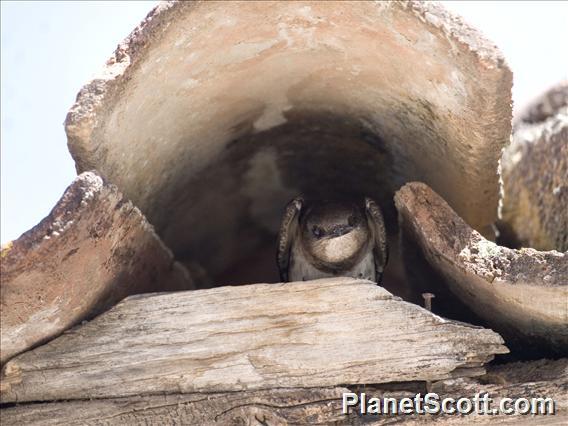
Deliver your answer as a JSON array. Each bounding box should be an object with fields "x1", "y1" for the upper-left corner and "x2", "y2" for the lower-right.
[{"x1": 312, "y1": 226, "x2": 324, "y2": 238}]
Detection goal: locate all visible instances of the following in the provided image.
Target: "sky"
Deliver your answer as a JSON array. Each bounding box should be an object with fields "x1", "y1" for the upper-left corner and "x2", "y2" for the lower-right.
[{"x1": 1, "y1": 1, "x2": 567, "y2": 244}]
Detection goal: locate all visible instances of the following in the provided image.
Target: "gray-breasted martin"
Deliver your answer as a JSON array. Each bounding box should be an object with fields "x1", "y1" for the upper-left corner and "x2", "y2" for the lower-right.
[{"x1": 277, "y1": 197, "x2": 388, "y2": 284}]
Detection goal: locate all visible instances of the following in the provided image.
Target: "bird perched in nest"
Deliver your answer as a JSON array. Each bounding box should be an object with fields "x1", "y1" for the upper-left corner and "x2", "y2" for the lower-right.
[{"x1": 277, "y1": 197, "x2": 388, "y2": 284}]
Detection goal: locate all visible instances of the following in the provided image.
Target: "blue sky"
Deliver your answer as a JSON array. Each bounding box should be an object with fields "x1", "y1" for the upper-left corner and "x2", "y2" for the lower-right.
[
  {"x1": 1, "y1": 1, "x2": 154, "y2": 243},
  {"x1": 1, "y1": 1, "x2": 567, "y2": 244}
]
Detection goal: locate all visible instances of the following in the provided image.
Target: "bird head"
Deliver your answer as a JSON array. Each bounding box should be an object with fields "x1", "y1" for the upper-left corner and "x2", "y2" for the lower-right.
[{"x1": 300, "y1": 200, "x2": 369, "y2": 268}]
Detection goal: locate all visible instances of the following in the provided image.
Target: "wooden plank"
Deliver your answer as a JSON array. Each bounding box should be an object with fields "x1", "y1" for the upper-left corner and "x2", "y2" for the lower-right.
[
  {"x1": 420, "y1": 358, "x2": 568, "y2": 425},
  {"x1": 2, "y1": 359, "x2": 565, "y2": 425},
  {"x1": 0, "y1": 278, "x2": 507, "y2": 403},
  {"x1": 0, "y1": 388, "x2": 355, "y2": 425},
  {"x1": 0, "y1": 172, "x2": 194, "y2": 365}
]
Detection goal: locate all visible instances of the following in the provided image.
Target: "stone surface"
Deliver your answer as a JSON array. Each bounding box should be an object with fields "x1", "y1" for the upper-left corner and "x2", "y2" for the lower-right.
[
  {"x1": 65, "y1": 0, "x2": 512, "y2": 283},
  {"x1": 395, "y1": 182, "x2": 567, "y2": 357},
  {"x1": 500, "y1": 82, "x2": 568, "y2": 252},
  {"x1": 0, "y1": 278, "x2": 507, "y2": 403},
  {"x1": 0, "y1": 172, "x2": 194, "y2": 365}
]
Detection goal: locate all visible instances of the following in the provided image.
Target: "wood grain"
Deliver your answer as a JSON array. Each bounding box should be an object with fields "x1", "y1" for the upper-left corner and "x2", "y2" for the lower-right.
[
  {"x1": 0, "y1": 387, "x2": 354, "y2": 425},
  {"x1": 1, "y1": 278, "x2": 507, "y2": 403},
  {"x1": 2, "y1": 359, "x2": 565, "y2": 425}
]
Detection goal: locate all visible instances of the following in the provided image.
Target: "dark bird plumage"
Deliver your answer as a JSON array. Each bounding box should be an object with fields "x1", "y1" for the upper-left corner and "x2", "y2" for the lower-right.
[{"x1": 277, "y1": 197, "x2": 388, "y2": 284}]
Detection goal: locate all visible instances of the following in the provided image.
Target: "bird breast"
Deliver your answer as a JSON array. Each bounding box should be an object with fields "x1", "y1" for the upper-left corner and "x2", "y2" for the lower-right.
[{"x1": 306, "y1": 228, "x2": 368, "y2": 266}]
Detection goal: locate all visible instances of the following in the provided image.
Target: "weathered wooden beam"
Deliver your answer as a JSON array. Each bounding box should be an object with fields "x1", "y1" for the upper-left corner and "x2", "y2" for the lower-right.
[
  {"x1": 0, "y1": 172, "x2": 194, "y2": 365},
  {"x1": 422, "y1": 358, "x2": 568, "y2": 425},
  {"x1": 394, "y1": 182, "x2": 568, "y2": 357},
  {"x1": 0, "y1": 278, "x2": 507, "y2": 403},
  {"x1": 0, "y1": 388, "x2": 357, "y2": 425},
  {"x1": 2, "y1": 359, "x2": 564, "y2": 425}
]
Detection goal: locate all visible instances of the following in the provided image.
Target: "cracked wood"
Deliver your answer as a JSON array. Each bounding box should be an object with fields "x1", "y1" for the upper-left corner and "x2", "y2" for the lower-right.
[
  {"x1": 2, "y1": 360, "x2": 565, "y2": 425},
  {"x1": 1, "y1": 278, "x2": 507, "y2": 403}
]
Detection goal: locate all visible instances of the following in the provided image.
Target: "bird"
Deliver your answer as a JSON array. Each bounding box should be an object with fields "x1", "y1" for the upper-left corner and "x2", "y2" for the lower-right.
[{"x1": 277, "y1": 197, "x2": 388, "y2": 284}]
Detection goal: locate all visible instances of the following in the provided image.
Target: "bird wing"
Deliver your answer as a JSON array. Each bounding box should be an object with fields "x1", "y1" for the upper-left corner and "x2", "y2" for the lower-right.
[
  {"x1": 277, "y1": 197, "x2": 303, "y2": 282},
  {"x1": 365, "y1": 197, "x2": 389, "y2": 284}
]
